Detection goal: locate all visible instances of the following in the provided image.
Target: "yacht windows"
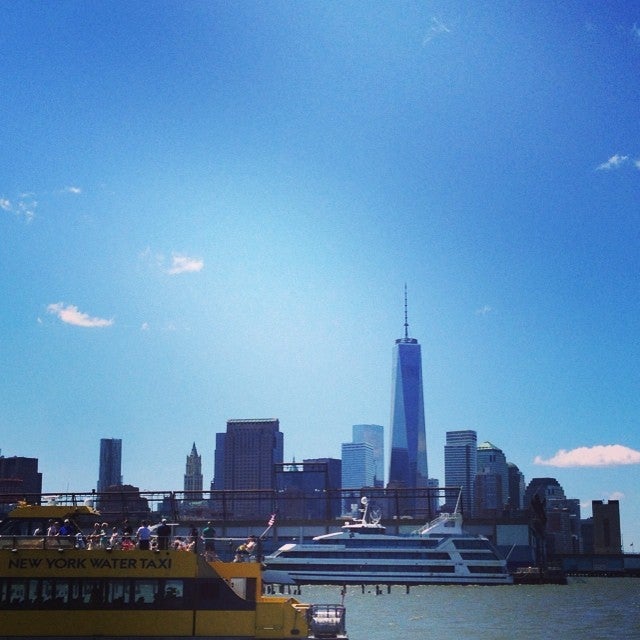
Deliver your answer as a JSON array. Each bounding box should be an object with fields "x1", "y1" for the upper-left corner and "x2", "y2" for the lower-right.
[{"x1": 452, "y1": 539, "x2": 493, "y2": 550}]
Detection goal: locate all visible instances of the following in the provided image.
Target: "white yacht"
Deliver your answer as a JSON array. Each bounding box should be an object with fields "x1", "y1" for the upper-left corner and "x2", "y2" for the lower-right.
[{"x1": 264, "y1": 497, "x2": 512, "y2": 586}]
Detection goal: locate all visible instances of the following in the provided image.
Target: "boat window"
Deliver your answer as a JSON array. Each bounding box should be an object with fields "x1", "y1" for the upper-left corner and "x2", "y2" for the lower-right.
[
  {"x1": 459, "y1": 552, "x2": 497, "y2": 560},
  {"x1": 0, "y1": 577, "x2": 191, "y2": 610},
  {"x1": 134, "y1": 580, "x2": 159, "y2": 605},
  {"x1": 106, "y1": 579, "x2": 131, "y2": 605},
  {"x1": 452, "y1": 539, "x2": 492, "y2": 550},
  {"x1": 27, "y1": 579, "x2": 40, "y2": 605},
  {"x1": 162, "y1": 579, "x2": 184, "y2": 604},
  {"x1": 70, "y1": 581, "x2": 83, "y2": 604},
  {"x1": 82, "y1": 580, "x2": 104, "y2": 605},
  {"x1": 8, "y1": 580, "x2": 26, "y2": 606},
  {"x1": 54, "y1": 581, "x2": 69, "y2": 604},
  {"x1": 468, "y1": 565, "x2": 507, "y2": 574}
]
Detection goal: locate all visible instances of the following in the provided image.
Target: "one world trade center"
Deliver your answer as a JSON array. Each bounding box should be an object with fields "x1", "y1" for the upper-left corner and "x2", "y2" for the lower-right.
[{"x1": 388, "y1": 287, "x2": 429, "y2": 492}]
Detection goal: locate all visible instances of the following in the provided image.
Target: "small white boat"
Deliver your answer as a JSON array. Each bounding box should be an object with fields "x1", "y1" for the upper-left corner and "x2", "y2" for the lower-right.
[{"x1": 264, "y1": 497, "x2": 513, "y2": 586}]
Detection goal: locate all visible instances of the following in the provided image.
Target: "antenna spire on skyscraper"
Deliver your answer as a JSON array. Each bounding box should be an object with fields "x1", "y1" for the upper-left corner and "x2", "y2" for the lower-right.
[{"x1": 404, "y1": 283, "x2": 409, "y2": 340}]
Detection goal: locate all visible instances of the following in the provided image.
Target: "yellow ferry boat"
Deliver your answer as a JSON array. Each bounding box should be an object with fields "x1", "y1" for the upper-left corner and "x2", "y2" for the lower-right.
[{"x1": 0, "y1": 502, "x2": 347, "y2": 640}]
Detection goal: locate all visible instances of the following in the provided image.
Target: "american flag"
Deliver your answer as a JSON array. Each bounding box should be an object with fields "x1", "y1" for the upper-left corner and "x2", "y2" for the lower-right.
[{"x1": 267, "y1": 514, "x2": 276, "y2": 527}]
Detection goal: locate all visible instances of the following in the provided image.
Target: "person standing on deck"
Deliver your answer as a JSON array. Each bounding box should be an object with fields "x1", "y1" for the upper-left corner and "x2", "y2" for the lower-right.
[{"x1": 136, "y1": 520, "x2": 152, "y2": 550}]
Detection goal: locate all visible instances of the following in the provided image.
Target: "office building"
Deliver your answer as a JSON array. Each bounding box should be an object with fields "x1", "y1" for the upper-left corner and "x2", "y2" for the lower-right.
[
  {"x1": 523, "y1": 477, "x2": 566, "y2": 508},
  {"x1": 0, "y1": 454, "x2": 42, "y2": 498},
  {"x1": 352, "y1": 424, "x2": 384, "y2": 487},
  {"x1": 341, "y1": 442, "x2": 375, "y2": 514},
  {"x1": 303, "y1": 457, "x2": 343, "y2": 519},
  {"x1": 97, "y1": 438, "x2": 122, "y2": 494},
  {"x1": 211, "y1": 432, "x2": 226, "y2": 491},
  {"x1": 275, "y1": 458, "x2": 342, "y2": 519},
  {"x1": 388, "y1": 287, "x2": 428, "y2": 491},
  {"x1": 545, "y1": 498, "x2": 582, "y2": 554},
  {"x1": 222, "y1": 418, "x2": 283, "y2": 518},
  {"x1": 444, "y1": 430, "x2": 477, "y2": 516},
  {"x1": 184, "y1": 442, "x2": 203, "y2": 499},
  {"x1": 475, "y1": 441, "x2": 508, "y2": 515},
  {"x1": 592, "y1": 500, "x2": 622, "y2": 554},
  {"x1": 507, "y1": 462, "x2": 525, "y2": 511}
]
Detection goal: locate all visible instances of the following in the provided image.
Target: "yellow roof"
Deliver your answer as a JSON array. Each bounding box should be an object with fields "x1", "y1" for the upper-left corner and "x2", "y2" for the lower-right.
[{"x1": 8, "y1": 503, "x2": 101, "y2": 520}]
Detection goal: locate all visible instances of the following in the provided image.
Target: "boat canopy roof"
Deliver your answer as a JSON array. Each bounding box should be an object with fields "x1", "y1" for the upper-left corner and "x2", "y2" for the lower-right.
[{"x1": 5, "y1": 502, "x2": 101, "y2": 521}]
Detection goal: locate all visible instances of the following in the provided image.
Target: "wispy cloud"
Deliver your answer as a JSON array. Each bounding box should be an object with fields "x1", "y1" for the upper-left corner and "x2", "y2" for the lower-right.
[
  {"x1": 476, "y1": 305, "x2": 492, "y2": 316},
  {"x1": 139, "y1": 247, "x2": 204, "y2": 275},
  {"x1": 1, "y1": 194, "x2": 37, "y2": 221},
  {"x1": 633, "y1": 23, "x2": 640, "y2": 41},
  {"x1": 167, "y1": 253, "x2": 204, "y2": 275},
  {"x1": 423, "y1": 16, "x2": 451, "y2": 44},
  {"x1": 534, "y1": 444, "x2": 640, "y2": 467},
  {"x1": 47, "y1": 303, "x2": 114, "y2": 328},
  {"x1": 596, "y1": 154, "x2": 629, "y2": 170},
  {"x1": 62, "y1": 186, "x2": 82, "y2": 194}
]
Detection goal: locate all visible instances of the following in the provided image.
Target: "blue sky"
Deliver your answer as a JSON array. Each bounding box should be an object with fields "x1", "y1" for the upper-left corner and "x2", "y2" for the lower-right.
[{"x1": 1, "y1": 1, "x2": 638, "y2": 548}]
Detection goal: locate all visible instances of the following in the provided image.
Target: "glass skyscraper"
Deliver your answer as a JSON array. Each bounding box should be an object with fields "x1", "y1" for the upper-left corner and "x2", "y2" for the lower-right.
[
  {"x1": 444, "y1": 430, "x2": 477, "y2": 516},
  {"x1": 388, "y1": 290, "x2": 428, "y2": 490},
  {"x1": 97, "y1": 438, "x2": 122, "y2": 494},
  {"x1": 341, "y1": 441, "x2": 375, "y2": 515},
  {"x1": 352, "y1": 424, "x2": 384, "y2": 487}
]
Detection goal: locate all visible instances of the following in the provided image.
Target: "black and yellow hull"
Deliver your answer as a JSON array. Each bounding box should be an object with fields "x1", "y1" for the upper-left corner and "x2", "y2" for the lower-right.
[{"x1": 0, "y1": 548, "x2": 321, "y2": 639}]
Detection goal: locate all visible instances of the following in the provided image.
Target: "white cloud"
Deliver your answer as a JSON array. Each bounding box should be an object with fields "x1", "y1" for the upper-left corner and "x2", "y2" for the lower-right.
[
  {"x1": 596, "y1": 154, "x2": 629, "y2": 170},
  {"x1": 167, "y1": 254, "x2": 204, "y2": 275},
  {"x1": 1, "y1": 194, "x2": 36, "y2": 221},
  {"x1": 64, "y1": 186, "x2": 82, "y2": 194},
  {"x1": 476, "y1": 305, "x2": 492, "y2": 316},
  {"x1": 634, "y1": 159, "x2": 640, "y2": 170},
  {"x1": 47, "y1": 303, "x2": 114, "y2": 328},
  {"x1": 608, "y1": 491, "x2": 625, "y2": 501},
  {"x1": 423, "y1": 16, "x2": 450, "y2": 44},
  {"x1": 534, "y1": 444, "x2": 640, "y2": 467}
]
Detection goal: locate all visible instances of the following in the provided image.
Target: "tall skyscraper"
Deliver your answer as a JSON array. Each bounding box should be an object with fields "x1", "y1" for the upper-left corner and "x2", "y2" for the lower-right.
[
  {"x1": 97, "y1": 438, "x2": 122, "y2": 494},
  {"x1": 388, "y1": 287, "x2": 428, "y2": 491},
  {"x1": 475, "y1": 441, "x2": 508, "y2": 514},
  {"x1": 222, "y1": 418, "x2": 283, "y2": 517},
  {"x1": 184, "y1": 442, "x2": 203, "y2": 499},
  {"x1": 341, "y1": 441, "x2": 375, "y2": 514},
  {"x1": 211, "y1": 432, "x2": 226, "y2": 491},
  {"x1": 341, "y1": 442, "x2": 375, "y2": 490},
  {"x1": 352, "y1": 424, "x2": 384, "y2": 487},
  {"x1": 444, "y1": 430, "x2": 477, "y2": 515},
  {"x1": 507, "y1": 462, "x2": 525, "y2": 511}
]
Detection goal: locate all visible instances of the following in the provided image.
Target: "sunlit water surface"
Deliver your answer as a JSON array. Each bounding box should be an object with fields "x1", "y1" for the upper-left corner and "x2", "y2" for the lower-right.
[{"x1": 299, "y1": 578, "x2": 640, "y2": 640}]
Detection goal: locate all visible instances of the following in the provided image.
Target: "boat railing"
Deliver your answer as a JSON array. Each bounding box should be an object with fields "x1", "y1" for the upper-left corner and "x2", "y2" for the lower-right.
[
  {"x1": 0, "y1": 535, "x2": 78, "y2": 550},
  {"x1": 413, "y1": 511, "x2": 463, "y2": 536},
  {"x1": 0, "y1": 535, "x2": 202, "y2": 553},
  {"x1": 0, "y1": 534, "x2": 270, "y2": 560},
  {"x1": 307, "y1": 604, "x2": 347, "y2": 639}
]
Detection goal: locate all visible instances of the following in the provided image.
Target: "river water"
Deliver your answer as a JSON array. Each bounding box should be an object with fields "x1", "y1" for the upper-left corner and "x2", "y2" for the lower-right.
[{"x1": 299, "y1": 578, "x2": 640, "y2": 640}]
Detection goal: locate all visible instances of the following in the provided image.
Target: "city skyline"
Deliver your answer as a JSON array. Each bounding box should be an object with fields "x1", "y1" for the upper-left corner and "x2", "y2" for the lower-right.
[{"x1": 1, "y1": 3, "x2": 638, "y2": 549}]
